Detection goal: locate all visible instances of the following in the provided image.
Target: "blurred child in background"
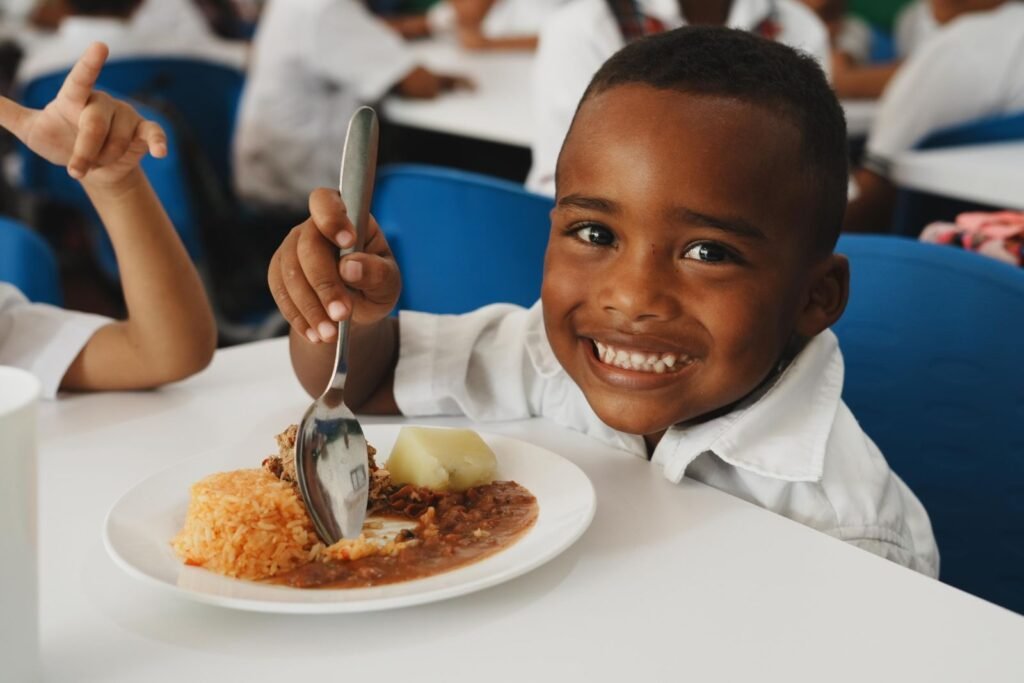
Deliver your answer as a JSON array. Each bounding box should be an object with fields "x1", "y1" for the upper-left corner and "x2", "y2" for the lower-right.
[
  {"x1": 845, "y1": 0, "x2": 1024, "y2": 232},
  {"x1": 233, "y1": 0, "x2": 469, "y2": 211}
]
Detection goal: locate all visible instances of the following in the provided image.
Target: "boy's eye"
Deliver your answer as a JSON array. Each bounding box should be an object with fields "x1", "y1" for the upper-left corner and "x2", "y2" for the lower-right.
[
  {"x1": 572, "y1": 224, "x2": 615, "y2": 246},
  {"x1": 683, "y1": 242, "x2": 732, "y2": 263}
]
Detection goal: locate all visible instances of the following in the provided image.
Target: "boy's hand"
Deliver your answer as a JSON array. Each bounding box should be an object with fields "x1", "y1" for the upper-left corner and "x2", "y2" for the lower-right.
[
  {"x1": 269, "y1": 188, "x2": 402, "y2": 344},
  {"x1": 396, "y1": 66, "x2": 474, "y2": 99},
  {"x1": 0, "y1": 42, "x2": 167, "y2": 187}
]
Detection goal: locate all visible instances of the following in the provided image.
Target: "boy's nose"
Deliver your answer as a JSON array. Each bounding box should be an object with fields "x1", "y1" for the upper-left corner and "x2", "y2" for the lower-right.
[{"x1": 599, "y1": 258, "x2": 679, "y2": 322}]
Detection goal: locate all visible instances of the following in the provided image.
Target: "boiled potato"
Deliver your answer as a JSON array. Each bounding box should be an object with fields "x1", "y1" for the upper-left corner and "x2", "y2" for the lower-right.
[{"x1": 386, "y1": 427, "x2": 497, "y2": 492}]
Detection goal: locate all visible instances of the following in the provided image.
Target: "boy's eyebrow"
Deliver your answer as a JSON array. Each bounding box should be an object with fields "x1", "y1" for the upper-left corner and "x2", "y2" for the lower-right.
[
  {"x1": 674, "y1": 207, "x2": 767, "y2": 240},
  {"x1": 557, "y1": 194, "x2": 618, "y2": 214}
]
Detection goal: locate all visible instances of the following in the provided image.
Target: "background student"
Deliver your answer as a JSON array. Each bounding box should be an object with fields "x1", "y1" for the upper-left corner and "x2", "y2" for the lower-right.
[
  {"x1": 232, "y1": 0, "x2": 470, "y2": 211},
  {"x1": 15, "y1": 0, "x2": 246, "y2": 86},
  {"x1": 844, "y1": 0, "x2": 1024, "y2": 233},
  {"x1": 0, "y1": 42, "x2": 216, "y2": 396},
  {"x1": 525, "y1": 0, "x2": 831, "y2": 196}
]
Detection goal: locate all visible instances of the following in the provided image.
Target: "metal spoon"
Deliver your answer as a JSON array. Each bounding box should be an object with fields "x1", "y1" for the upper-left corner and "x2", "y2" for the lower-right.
[{"x1": 295, "y1": 106, "x2": 379, "y2": 545}]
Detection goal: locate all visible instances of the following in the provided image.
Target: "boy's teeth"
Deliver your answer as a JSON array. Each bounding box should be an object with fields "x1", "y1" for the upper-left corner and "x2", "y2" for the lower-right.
[{"x1": 591, "y1": 340, "x2": 686, "y2": 373}]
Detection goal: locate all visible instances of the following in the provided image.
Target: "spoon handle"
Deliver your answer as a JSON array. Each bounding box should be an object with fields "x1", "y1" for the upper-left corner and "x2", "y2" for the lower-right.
[{"x1": 327, "y1": 107, "x2": 380, "y2": 397}]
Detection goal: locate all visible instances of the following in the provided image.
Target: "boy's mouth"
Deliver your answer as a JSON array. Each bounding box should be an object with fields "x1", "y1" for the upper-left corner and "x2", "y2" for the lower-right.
[{"x1": 590, "y1": 339, "x2": 693, "y2": 374}]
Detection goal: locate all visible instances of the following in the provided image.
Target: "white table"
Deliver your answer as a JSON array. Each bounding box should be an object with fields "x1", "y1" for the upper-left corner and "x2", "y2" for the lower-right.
[
  {"x1": 382, "y1": 38, "x2": 877, "y2": 149},
  {"x1": 37, "y1": 339, "x2": 1024, "y2": 682},
  {"x1": 892, "y1": 141, "x2": 1024, "y2": 209},
  {"x1": 382, "y1": 38, "x2": 534, "y2": 148}
]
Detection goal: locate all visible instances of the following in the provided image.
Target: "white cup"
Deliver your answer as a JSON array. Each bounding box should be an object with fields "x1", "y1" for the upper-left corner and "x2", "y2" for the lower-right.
[{"x1": 0, "y1": 367, "x2": 41, "y2": 683}]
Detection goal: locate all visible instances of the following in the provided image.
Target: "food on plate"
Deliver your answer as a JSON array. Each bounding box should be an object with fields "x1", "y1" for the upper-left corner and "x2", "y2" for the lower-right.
[
  {"x1": 386, "y1": 426, "x2": 498, "y2": 492},
  {"x1": 171, "y1": 426, "x2": 537, "y2": 588}
]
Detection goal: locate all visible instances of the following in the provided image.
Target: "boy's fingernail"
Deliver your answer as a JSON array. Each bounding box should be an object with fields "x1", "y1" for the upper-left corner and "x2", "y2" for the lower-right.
[
  {"x1": 337, "y1": 231, "x2": 354, "y2": 248},
  {"x1": 305, "y1": 328, "x2": 320, "y2": 344},
  {"x1": 68, "y1": 166, "x2": 83, "y2": 179},
  {"x1": 317, "y1": 321, "x2": 336, "y2": 339},
  {"x1": 341, "y1": 260, "x2": 363, "y2": 281},
  {"x1": 327, "y1": 301, "x2": 347, "y2": 320}
]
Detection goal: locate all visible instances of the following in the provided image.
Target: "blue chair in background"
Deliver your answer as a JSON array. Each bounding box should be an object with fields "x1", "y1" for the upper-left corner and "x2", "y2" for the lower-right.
[
  {"x1": 0, "y1": 215, "x2": 62, "y2": 306},
  {"x1": 892, "y1": 111, "x2": 1024, "y2": 236},
  {"x1": 867, "y1": 25, "x2": 896, "y2": 64},
  {"x1": 371, "y1": 165, "x2": 554, "y2": 314},
  {"x1": 19, "y1": 57, "x2": 245, "y2": 193},
  {"x1": 833, "y1": 234, "x2": 1024, "y2": 614}
]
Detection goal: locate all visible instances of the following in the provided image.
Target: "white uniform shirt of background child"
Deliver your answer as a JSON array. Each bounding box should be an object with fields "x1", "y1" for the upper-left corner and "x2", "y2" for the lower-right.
[
  {"x1": 393, "y1": 302, "x2": 939, "y2": 577},
  {"x1": 14, "y1": 12, "x2": 246, "y2": 85},
  {"x1": 0, "y1": 284, "x2": 109, "y2": 399},
  {"x1": 526, "y1": 0, "x2": 831, "y2": 196},
  {"x1": 233, "y1": 0, "x2": 417, "y2": 209},
  {"x1": 864, "y1": 2, "x2": 1024, "y2": 179}
]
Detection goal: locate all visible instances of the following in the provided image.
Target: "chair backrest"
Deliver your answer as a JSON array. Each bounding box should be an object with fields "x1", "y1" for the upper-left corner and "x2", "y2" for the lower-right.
[
  {"x1": 0, "y1": 215, "x2": 62, "y2": 306},
  {"x1": 371, "y1": 165, "x2": 554, "y2": 314},
  {"x1": 891, "y1": 111, "x2": 1024, "y2": 235},
  {"x1": 19, "y1": 57, "x2": 245, "y2": 191},
  {"x1": 833, "y1": 234, "x2": 1024, "y2": 613}
]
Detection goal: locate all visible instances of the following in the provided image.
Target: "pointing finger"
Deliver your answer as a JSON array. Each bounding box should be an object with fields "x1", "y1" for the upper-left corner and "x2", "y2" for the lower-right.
[
  {"x1": 55, "y1": 42, "x2": 109, "y2": 117},
  {"x1": 0, "y1": 96, "x2": 32, "y2": 141}
]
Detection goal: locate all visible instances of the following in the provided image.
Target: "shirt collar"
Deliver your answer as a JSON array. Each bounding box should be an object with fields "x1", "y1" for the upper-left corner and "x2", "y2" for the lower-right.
[
  {"x1": 637, "y1": 0, "x2": 774, "y2": 30},
  {"x1": 653, "y1": 329, "x2": 844, "y2": 483}
]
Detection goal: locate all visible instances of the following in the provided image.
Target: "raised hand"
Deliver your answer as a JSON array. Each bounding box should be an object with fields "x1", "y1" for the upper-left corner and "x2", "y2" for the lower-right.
[{"x1": 0, "y1": 42, "x2": 166, "y2": 187}]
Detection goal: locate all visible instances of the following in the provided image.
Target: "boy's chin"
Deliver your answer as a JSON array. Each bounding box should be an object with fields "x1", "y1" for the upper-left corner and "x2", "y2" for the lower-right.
[{"x1": 587, "y1": 401, "x2": 678, "y2": 439}]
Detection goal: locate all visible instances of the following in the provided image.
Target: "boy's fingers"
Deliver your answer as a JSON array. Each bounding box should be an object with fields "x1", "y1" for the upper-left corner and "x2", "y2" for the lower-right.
[
  {"x1": 279, "y1": 226, "x2": 342, "y2": 342},
  {"x1": 68, "y1": 94, "x2": 116, "y2": 178},
  {"x1": 55, "y1": 42, "x2": 109, "y2": 116},
  {"x1": 339, "y1": 252, "x2": 400, "y2": 304},
  {"x1": 297, "y1": 220, "x2": 350, "y2": 321},
  {"x1": 268, "y1": 248, "x2": 316, "y2": 342},
  {"x1": 137, "y1": 119, "x2": 167, "y2": 158},
  {"x1": 0, "y1": 96, "x2": 32, "y2": 140},
  {"x1": 308, "y1": 187, "x2": 354, "y2": 248}
]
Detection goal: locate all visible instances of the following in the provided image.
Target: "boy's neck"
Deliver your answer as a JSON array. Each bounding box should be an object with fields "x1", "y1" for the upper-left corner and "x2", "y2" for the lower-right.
[{"x1": 677, "y1": 0, "x2": 732, "y2": 25}]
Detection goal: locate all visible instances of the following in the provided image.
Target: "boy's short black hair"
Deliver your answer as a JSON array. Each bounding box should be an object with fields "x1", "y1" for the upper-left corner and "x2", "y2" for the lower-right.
[
  {"x1": 65, "y1": 0, "x2": 144, "y2": 16},
  {"x1": 573, "y1": 26, "x2": 848, "y2": 253}
]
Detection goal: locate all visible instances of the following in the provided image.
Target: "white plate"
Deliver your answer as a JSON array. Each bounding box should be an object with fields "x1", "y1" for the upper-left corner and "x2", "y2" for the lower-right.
[{"x1": 103, "y1": 425, "x2": 596, "y2": 614}]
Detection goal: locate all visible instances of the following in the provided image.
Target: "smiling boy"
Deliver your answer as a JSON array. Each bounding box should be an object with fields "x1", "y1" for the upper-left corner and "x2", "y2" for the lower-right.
[{"x1": 268, "y1": 27, "x2": 938, "y2": 576}]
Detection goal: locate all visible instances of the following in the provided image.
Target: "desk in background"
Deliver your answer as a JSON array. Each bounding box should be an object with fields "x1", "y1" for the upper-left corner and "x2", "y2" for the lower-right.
[{"x1": 892, "y1": 141, "x2": 1024, "y2": 210}]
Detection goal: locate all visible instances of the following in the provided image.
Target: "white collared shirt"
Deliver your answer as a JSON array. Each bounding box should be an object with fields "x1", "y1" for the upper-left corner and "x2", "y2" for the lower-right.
[
  {"x1": 864, "y1": 3, "x2": 1024, "y2": 178},
  {"x1": 526, "y1": 0, "x2": 831, "y2": 195},
  {"x1": 394, "y1": 302, "x2": 939, "y2": 577},
  {"x1": 0, "y1": 284, "x2": 110, "y2": 399},
  {"x1": 233, "y1": 0, "x2": 416, "y2": 209},
  {"x1": 15, "y1": 15, "x2": 247, "y2": 85}
]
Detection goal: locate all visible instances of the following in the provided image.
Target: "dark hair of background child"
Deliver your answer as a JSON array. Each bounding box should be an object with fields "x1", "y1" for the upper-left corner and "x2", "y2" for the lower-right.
[{"x1": 572, "y1": 26, "x2": 849, "y2": 253}]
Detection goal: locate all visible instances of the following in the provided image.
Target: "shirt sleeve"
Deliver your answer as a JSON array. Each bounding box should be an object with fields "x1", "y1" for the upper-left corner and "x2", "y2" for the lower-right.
[
  {"x1": 307, "y1": 0, "x2": 418, "y2": 102},
  {"x1": 0, "y1": 286, "x2": 111, "y2": 399},
  {"x1": 394, "y1": 304, "x2": 541, "y2": 421}
]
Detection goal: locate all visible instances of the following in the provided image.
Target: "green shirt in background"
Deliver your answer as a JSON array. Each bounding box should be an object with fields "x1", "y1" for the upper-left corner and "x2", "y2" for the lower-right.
[{"x1": 849, "y1": 0, "x2": 917, "y2": 30}]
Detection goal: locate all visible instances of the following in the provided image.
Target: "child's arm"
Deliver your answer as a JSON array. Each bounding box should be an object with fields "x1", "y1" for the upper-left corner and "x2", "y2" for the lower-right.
[
  {"x1": 0, "y1": 42, "x2": 216, "y2": 390},
  {"x1": 267, "y1": 188, "x2": 402, "y2": 413}
]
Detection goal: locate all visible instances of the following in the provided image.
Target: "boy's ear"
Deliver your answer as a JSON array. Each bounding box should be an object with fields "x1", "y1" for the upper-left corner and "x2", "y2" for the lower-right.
[{"x1": 795, "y1": 253, "x2": 849, "y2": 338}]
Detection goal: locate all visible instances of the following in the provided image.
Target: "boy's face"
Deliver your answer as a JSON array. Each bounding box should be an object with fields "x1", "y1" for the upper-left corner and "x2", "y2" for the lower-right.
[{"x1": 542, "y1": 85, "x2": 844, "y2": 440}]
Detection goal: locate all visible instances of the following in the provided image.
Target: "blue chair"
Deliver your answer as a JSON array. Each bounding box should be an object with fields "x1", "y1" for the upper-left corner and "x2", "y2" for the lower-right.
[
  {"x1": 18, "y1": 57, "x2": 245, "y2": 191},
  {"x1": 833, "y1": 234, "x2": 1024, "y2": 614},
  {"x1": 892, "y1": 111, "x2": 1024, "y2": 235},
  {"x1": 371, "y1": 165, "x2": 554, "y2": 314},
  {"x1": 868, "y1": 25, "x2": 896, "y2": 64},
  {"x1": 0, "y1": 215, "x2": 62, "y2": 305}
]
